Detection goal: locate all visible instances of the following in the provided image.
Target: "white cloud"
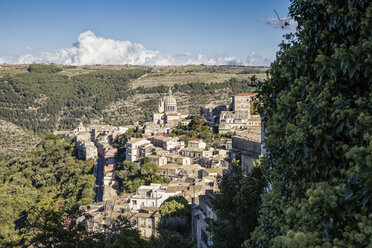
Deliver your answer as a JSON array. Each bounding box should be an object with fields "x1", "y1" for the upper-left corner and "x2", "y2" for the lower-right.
[
  {"x1": 262, "y1": 17, "x2": 297, "y2": 30},
  {"x1": 0, "y1": 31, "x2": 272, "y2": 66}
]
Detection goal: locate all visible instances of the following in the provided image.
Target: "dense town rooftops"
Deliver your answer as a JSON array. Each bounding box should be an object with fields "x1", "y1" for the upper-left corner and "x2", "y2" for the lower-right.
[{"x1": 159, "y1": 163, "x2": 179, "y2": 169}]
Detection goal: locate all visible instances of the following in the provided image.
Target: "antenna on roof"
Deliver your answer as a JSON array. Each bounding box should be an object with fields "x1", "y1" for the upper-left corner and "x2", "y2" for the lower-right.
[{"x1": 274, "y1": 9, "x2": 289, "y2": 29}]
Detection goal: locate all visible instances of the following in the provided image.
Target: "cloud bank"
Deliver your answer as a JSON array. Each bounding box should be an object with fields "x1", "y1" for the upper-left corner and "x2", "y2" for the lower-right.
[
  {"x1": 262, "y1": 17, "x2": 298, "y2": 30},
  {"x1": 0, "y1": 31, "x2": 272, "y2": 66}
]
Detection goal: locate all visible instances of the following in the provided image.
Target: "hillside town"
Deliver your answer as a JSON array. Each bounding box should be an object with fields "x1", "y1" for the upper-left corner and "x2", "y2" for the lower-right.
[{"x1": 57, "y1": 88, "x2": 263, "y2": 247}]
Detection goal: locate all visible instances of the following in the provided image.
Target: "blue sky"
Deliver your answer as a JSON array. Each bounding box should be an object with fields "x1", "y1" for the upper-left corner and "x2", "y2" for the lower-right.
[{"x1": 0, "y1": 0, "x2": 293, "y2": 65}]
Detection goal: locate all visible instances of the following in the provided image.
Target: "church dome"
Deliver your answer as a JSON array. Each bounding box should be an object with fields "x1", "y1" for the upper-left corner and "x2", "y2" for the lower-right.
[
  {"x1": 164, "y1": 95, "x2": 177, "y2": 105},
  {"x1": 164, "y1": 88, "x2": 177, "y2": 113}
]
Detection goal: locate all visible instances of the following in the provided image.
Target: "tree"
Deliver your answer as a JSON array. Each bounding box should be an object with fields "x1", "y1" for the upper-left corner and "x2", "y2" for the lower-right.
[
  {"x1": 107, "y1": 218, "x2": 149, "y2": 248},
  {"x1": 27, "y1": 64, "x2": 62, "y2": 73},
  {"x1": 208, "y1": 160, "x2": 267, "y2": 248},
  {"x1": 251, "y1": 1, "x2": 371, "y2": 247},
  {"x1": 140, "y1": 163, "x2": 159, "y2": 178},
  {"x1": 151, "y1": 230, "x2": 195, "y2": 248},
  {"x1": 0, "y1": 135, "x2": 96, "y2": 246},
  {"x1": 156, "y1": 196, "x2": 193, "y2": 248},
  {"x1": 188, "y1": 116, "x2": 206, "y2": 130},
  {"x1": 26, "y1": 208, "x2": 104, "y2": 248},
  {"x1": 159, "y1": 196, "x2": 190, "y2": 218}
]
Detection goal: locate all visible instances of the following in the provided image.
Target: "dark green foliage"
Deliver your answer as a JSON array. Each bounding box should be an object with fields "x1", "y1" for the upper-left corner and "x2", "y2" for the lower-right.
[
  {"x1": 170, "y1": 116, "x2": 213, "y2": 143},
  {"x1": 141, "y1": 163, "x2": 159, "y2": 177},
  {"x1": 114, "y1": 161, "x2": 170, "y2": 194},
  {"x1": 156, "y1": 196, "x2": 194, "y2": 248},
  {"x1": 251, "y1": 1, "x2": 372, "y2": 247},
  {"x1": 26, "y1": 210, "x2": 150, "y2": 248},
  {"x1": 0, "y1": 68, "x2": 256, "y2": 134},
  {"x1": 188, "y1": 116, "x2": 206, "y2": 130},
  {"x1": 159, "y1": 196, "x2": 191, "y2": 218},
  {"x1": 171, "y1": 78, "x2": 256, "y2": 95},
  {"x1": 0, "y1": 134, "x2": 96, "y2": 246},
  {"x1": 107, "y1": 218, "x2": 149, "y2": 248},
  {"x1": 26, "y1": 209, "x2": 105, "y2": 248},
  {"x1": 27, "y1": 64, "x2": 62, "y2": 73},
  {"x1": 0, "y1": 69, "x2": 146, "y2": 133},
  {"x1": 151, "y1": 230, "x2": 195, "y2": 248},
  {"x1": 208, "y1": 161, "x2": 267, "y2": 248}
]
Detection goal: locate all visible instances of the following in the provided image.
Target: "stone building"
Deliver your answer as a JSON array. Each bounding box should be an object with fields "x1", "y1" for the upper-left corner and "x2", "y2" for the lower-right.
[
  {"x1": 188, "y1": 138, "x2": 207, "y2": 149},
  {"x1": 147, "y1": 154, "x2": 168, "y2": 166},
  {"x1": 75, "y1": 132, "x2": 97, "y2": 161},
  {"x1": 218, "y1": 93, "x2": 261, "y2": 134},
  {"x1": 229, "y1": 135, "x2": 262, "y2": 174},
  {"x1": 151, "y1": 135, "x2": 185, "y2": 151},
  {"x1": 127, "y1": 184, "x2": 180, "y2": 210},
  {"x1": 152, "y1": 88, "x2": 188, "y2": 126},
  {"x1": 123, "y1": 208, "x2": 161, "y2": 238},
  {"x1": 200, "y1": 104, "x2": 228, "y2": 126},
  {"x1": 192, "y1": 190, "x2": 216, "y2": 248},
  {"x1": 231, "y1": 93, "x2": 256, "y2": 112},
  {"x1": 179, "y1": 147, "x2": 213, "y2": 163},
  {"x1": 125, "y1": 138, "x2": 151, "y2": 162}
]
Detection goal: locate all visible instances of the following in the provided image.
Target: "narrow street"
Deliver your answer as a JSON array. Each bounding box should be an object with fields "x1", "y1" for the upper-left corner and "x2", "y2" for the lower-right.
[{"x1": 95, "y1": 156, "x2": 105, "y2": 203}]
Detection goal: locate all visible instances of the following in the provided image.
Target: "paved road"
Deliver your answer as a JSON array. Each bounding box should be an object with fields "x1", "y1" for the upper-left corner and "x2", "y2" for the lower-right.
[{"x1": 95, "y1": 156, "x2": 105, "y2": 203}]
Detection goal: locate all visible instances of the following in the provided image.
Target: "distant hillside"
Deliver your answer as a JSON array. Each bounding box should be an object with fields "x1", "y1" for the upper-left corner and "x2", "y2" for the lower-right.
[
  {"x1": 0, "y1": 120, "x2": 40, "y2": 161},
  {"x1": 0, "y1": 64, "x2": 267, "y2": 133}
]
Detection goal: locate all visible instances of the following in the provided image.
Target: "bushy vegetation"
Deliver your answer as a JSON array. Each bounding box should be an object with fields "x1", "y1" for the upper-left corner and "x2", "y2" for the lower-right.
[
  {"x1": 250, "y1": 1, "x2": 372, "y2": 247},
  {"x1": 170, "y1": 116, "x2": 232, "y2": 146},
  {"x1": 0, "y1": 67, "x2": 257, "y2": 134},
  {"x1": 208, "y1": 160, "x2": 267, "y2": 248},
  {"x1": 135, "y1": 77, "x2": 257, "y2": 96},
  {"x1": 0, "y1": 134, "x2": 96, "y2": 247},
  {"x1": 114, "y1": 161, "x2": 170, "y2": 194},
  {"x1": 0, "y1": 119, "x2": 40, "y2": 161},
  {"x1": 0, "y1": 69, "x2": 146, "y2": 133},
  {"x1": 27, "y1": 64, "x2": 62, "y2": 73},
  {"x1": 156, "y1": 196, "x2": 194, "y2": 248},
  {"x1": 204, "y1": 1, "x2": 371, "y2": 248},
  {"x1": 24, "y1": 209, "x2": 194, "y2": 248}
]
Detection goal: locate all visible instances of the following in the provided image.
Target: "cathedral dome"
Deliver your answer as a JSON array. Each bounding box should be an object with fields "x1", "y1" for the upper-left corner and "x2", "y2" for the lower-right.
[
  {"x1": 164, "y1": 88, "x2": 177, "y2": 113},
  {"x1": 164, "y1": 95, "x2": 177, "y2": 105}
]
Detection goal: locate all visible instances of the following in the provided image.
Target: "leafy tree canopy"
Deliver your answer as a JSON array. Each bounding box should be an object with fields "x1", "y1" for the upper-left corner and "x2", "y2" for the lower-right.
[
  {"x1": 251, "y1": 1, "x2": 372, "y2": 247},
  {"x1": 159, "y1": 196, "x2": 190, "y2": 218},
  {"x1": 208, "y1": 160, "x2": 267, "y2": 248},
  {"x1": 0, "y1": 134, "x2": 96, "y2": 247},
  {"x1": 27, "y1": 64, "x2": 62, "y2": 73}
]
